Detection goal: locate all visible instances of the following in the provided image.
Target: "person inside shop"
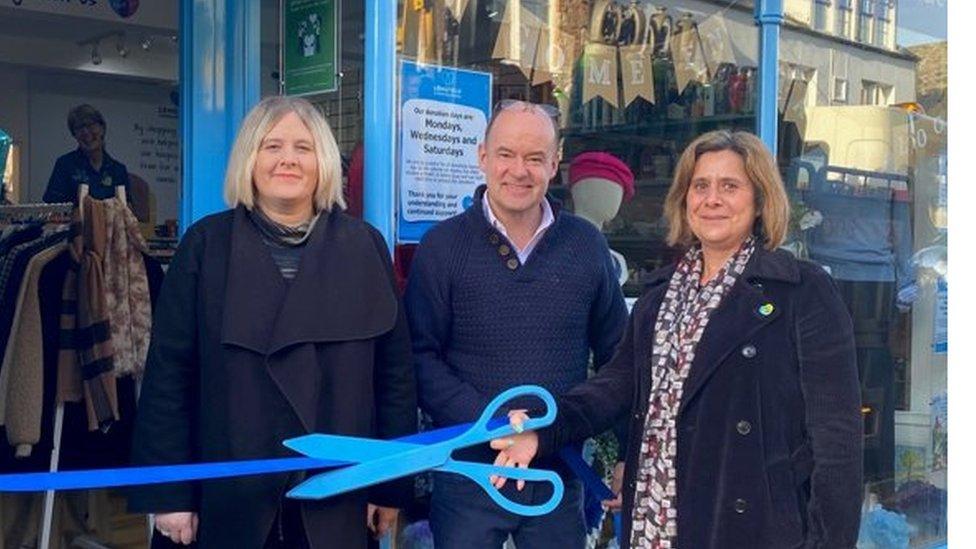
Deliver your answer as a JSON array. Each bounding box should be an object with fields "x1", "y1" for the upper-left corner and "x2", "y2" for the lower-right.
[
  {"x1": 43, "y1": 104, "x2": 131, "y2": 203},
  {"x1": 492, "y1": 130, "x2": 863, "y2": 548},
  {"x1": 404, "y1": 99, "x2": 628, "y2": 549},
  {"x1": 127, "y1": 96, "x2": 416, "y2": 548}
]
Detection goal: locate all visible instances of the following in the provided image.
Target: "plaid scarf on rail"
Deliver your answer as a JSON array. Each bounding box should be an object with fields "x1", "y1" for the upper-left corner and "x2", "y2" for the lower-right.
[{"x1": 57, "y1": 197, "x2": 118, "y2": 432}]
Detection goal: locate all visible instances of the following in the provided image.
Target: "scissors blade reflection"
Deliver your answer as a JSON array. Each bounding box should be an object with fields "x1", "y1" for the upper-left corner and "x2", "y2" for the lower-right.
[
  {"x1": 288, "y1": 444, "x2": 447, "y2": 499},
  {"x1": 283, "y1": 434, "x2": 422, "y2": 462}
]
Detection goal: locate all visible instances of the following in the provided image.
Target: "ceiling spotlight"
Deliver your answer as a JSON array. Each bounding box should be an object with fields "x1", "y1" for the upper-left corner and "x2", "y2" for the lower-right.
[
  {"x1": 116, "y1": 34, "x2": 129, "y2": 58},
  {"x1": 90, "y1": 42, "x2": 102, "y2": 65},
  {"x1": 141, "y1": 36, "x2": 153, "y2": 51}
]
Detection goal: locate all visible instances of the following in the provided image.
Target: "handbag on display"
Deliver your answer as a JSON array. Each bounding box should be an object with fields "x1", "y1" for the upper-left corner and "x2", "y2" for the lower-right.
[
  {"x1": 649, "y1": 6, "x2": 673, "y2": 58},
  {"x1": 590, "y1": 0, "x2": 622, "y2": 44}
]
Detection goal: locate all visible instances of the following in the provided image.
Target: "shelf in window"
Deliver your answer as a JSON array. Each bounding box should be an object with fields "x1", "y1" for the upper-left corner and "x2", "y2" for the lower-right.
[
  {"x1": 561, "y1": 113, "x2": 755, "y2": 140},
  {"x1": 606, "y1": 233, "x2": 664, "y2": 244}
]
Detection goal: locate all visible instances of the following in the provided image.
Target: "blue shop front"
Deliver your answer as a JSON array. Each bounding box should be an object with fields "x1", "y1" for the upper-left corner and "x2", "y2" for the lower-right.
[{"x1": 0, "y1": 0, "x2": 948, "y2": 547}]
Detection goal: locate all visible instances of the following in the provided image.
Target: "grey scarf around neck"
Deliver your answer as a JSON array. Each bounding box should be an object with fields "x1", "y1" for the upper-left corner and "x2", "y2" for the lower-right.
[{"x1": 249, "y1": 206, "x2": 320, "y2": 247}]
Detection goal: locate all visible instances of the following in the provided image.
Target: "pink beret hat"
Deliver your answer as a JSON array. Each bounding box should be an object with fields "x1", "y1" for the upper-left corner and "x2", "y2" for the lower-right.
[{"x1": 568, "y1": 151, "x2": 635, "y2": 201}]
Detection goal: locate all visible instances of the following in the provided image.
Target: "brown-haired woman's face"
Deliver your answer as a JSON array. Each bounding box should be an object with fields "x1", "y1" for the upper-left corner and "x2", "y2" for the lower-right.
[
  {"x1": 253, "y1": 111, "x2": 318, "y2": 210},
  {"x1": 685, "y1": 150, "x2": 756, "y2": 252}
]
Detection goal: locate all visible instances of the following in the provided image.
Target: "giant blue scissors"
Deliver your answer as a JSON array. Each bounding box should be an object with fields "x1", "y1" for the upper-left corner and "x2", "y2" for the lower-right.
[
  {"x1": 0, "y1": 385, "x2": 565, "y2": 517},
  {"x1": 284, "y1": 384, "x2": 563, "y2": 516}
]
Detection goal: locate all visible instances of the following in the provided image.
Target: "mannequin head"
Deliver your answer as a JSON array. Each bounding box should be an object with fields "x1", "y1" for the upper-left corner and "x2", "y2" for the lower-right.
[
  {"x1": 571, "y1": 178, "x2": 624, "y2": 228},
  {"x1": 568, "y1": 151, "x2": 635, "y2": 229}
]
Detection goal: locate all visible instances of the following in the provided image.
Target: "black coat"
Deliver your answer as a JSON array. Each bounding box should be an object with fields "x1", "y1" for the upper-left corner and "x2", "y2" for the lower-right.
[
  {"x1": 539, "y1": 247, "x2": 862, "y2": 548},
  {"x1": 128, "y1": 206, "x2": 417, "y2": 548}
]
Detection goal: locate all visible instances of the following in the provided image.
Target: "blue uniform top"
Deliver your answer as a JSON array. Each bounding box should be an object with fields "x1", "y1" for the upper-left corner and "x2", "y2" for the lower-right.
[{"x1": 43, "y1": 148, "x2": 130, "y2": 203}]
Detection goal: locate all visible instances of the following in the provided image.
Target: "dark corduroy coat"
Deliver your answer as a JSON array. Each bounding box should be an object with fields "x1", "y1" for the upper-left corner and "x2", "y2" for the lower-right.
[
  {"x1": 540, "y1": 246, "x2": 862, "y2": 548},
  {"x1": 128, "y1": 206, "x2": 416, "y2": 548}
]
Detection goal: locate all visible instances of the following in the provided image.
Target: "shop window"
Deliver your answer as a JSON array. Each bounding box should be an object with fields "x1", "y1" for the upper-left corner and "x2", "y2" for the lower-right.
[
  {"x1": 394, "y1": 1, "x2": 759, "y2": 299},
  {"x1": 262, "y1": 0, "x2": 366, "y2": 215},
  {"x1": 777, "y1": 0, "x2": 949, "y2": 530},
  {"x1": 814, "y1": 0, "x2": 831, "y2": 31}
]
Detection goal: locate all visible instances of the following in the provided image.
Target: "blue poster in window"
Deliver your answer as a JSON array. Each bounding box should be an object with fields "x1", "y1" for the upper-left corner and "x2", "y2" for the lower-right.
[
  {"x1": 397, "y1": 60, "x2": 492, "y2": 243},
  {"x1": 932, "y1": 279, "x2": 947, "y2": 353}
]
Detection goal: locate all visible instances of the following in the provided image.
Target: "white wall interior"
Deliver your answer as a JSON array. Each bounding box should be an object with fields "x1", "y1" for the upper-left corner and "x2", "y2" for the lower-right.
[{"x1": 0, "y1": 4, "x2": 178, "y2": 222}]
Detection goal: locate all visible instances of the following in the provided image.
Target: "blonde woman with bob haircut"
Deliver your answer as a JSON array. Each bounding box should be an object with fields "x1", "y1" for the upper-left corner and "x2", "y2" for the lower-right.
[
  {"x1": 129, "y1": 96, "x2": 417, "y2": 548},
  {"x1": 493, "y1": 129, "x2": 863, "y2": 549}
]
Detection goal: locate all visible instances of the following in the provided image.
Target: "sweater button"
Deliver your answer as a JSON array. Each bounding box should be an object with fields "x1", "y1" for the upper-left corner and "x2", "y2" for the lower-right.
[
  {"x1": 489, "y1": 233, "x2": 500, "y2": 244},
  {"x1": 741, "y1": 345, "x2": 757, "y2": 359},
  {"x1": 733, "y1": 498, "x2": 747, "y2": 514},
  {"x1": 736, "y1": 420, "x2": 752, "y2": 435},
  {"x1": 498, "y1": 244, "x2": 511, "y2": 256},
  {"x1": 506, "y1": 258, "x2": 519, "y2": 270}
]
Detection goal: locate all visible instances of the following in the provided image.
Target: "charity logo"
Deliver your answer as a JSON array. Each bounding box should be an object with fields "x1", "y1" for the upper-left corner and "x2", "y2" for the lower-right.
[
  {"x1": 297, "y1": 13, "x2": 322, "y2": 58},
  {"x1": 109, "y1": 0, "x2": 140, "y2": 18}
]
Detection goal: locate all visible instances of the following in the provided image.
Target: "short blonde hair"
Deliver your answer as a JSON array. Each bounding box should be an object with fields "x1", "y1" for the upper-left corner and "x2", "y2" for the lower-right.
[
  {"x1": 664, "y1": 130, "x2": 790, "y2": 250},
  {"x1": 224, "y1": 96, "x2": 346, "y2": 212}
]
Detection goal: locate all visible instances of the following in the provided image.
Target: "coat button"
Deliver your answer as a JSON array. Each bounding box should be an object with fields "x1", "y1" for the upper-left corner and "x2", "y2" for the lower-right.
[
  {"x1": 489, "y1": 233, "x2": 500, "y2": 244},
  {"x1": 498, "y1": 244, "x2": 511, "y2": 256},
  {"x1": 634, "y1": 412, "x2": 641, "y2": 420},
  {"x1": 733, "y1": 498, "x2": 747, "y2": 513},
  {"x1": 506, "y1": 258, "x2": 519, "y2": 270},
  {"x1": 736, "y1": 420, "x2": 752, "y2": 435},
  {"x1": 741, "y1": 345, "x2": 757, "y2": 359}
]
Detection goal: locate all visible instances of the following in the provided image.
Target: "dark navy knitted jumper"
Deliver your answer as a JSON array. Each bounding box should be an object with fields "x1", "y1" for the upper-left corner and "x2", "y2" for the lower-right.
[{"x1": 405, "y1": 187, "x2": 628, "y2": 444}]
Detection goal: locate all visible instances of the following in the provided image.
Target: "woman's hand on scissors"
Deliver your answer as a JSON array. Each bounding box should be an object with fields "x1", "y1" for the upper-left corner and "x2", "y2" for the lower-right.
[{"x1": 489, "y1": 409, "x2": 539, "y2": 491}]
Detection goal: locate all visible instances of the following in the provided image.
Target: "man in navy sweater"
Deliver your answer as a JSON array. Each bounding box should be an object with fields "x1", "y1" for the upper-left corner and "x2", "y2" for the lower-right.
[{"x1": 405, "y1": 101, "x2": 628, "y2": 548}]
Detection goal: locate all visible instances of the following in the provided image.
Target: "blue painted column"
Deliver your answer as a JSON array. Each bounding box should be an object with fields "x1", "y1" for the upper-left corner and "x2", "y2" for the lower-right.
[
  {"x1": 754, "y1": 0, "x2": 783, "y2": 154},
  {"x1": 363, "y1": 0, "x2": 397, "y2": 252},
  {"x1": 179, "y1": 0, "x2": 261, "y2": 231}
]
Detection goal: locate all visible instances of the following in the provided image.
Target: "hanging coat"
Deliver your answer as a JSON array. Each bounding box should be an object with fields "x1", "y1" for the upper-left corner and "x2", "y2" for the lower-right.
[
  {"x1": 539, "y1": 246, "x2": 862, "y2": 548},
  {"x1": 128, "y1": 206, "x2": 417, "y2": 548}
]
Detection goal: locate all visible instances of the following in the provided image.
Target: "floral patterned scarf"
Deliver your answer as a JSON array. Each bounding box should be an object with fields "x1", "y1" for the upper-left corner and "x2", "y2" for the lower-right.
[{"x1": 630, "y1": 237, "x2": 756, "y2": 548}]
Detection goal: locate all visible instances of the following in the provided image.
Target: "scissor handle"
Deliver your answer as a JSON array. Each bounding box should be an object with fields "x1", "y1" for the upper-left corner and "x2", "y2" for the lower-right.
[
  {"x1": 454, "y1": 385, "x2": 557, "y2": 448},
  {"x1": 443, "y1": 460, "x2": 564, "y2": 517}
]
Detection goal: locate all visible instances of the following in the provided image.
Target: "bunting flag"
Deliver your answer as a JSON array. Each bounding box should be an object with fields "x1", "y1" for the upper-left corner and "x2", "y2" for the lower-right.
[
  {"x1": 581, "y1": 43, "x2": 620, "y2": 107},
  {"x1": 492, "y1": 3, "x2": 545, "y2": 80},
  {"x1": 670, "y1": 24, "x2": 709, "y2": 94},
  {"x1": 531, "y1": 26, "x2": 579, "y2": 88},
  {"x1": 619, "y1": 45, "x2": 655, "y2": 106},
  {"x1": 697, "y1": 13, "x2": 737, "y2": 71},
  {"x1": 445, "y1": 0, "x2": 469, "y2": 20}
]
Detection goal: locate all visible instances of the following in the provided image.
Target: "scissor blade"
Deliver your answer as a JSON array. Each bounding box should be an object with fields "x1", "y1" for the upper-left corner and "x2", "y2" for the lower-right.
[
  {"x1": 288, "y1": 446, "x2": 445, "y2": 499},
  {"x1": 283, "y1": 434, "x2": 421, "y2": 462}
]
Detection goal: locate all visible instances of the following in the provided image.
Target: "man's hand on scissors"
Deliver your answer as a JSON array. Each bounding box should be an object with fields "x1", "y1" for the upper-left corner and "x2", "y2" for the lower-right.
[{"x1": 489, "y1": 409, "x2": 539, "y2": 491}]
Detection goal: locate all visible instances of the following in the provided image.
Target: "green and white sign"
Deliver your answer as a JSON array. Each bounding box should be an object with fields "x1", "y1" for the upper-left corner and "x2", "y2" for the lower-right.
[{"x1": 283, "y1": 0, "x2": 338, "y2": 96}]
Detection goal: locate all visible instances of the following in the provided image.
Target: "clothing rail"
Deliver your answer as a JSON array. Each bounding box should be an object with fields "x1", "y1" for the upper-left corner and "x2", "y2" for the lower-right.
[
  {"x1": 38, "y1": 185, "x2": 124, "y2": 549},
  {"x1": 0, "y1": 202, "x2": 73, "y2": 222}
]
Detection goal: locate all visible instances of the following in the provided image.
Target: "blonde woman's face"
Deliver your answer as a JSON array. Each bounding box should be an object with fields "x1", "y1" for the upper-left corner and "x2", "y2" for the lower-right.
[
  {"x1": 253, "y1": 111, "x2": 318, "y2": 212},
  {"x1": 685, "y1": 150, "x2": 757, "y2": 253}
]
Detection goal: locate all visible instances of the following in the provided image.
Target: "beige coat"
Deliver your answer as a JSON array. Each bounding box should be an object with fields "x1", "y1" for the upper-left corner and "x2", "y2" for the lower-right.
[{"x1": 0, "y1": 243, "x2": 68, "y2": 457}]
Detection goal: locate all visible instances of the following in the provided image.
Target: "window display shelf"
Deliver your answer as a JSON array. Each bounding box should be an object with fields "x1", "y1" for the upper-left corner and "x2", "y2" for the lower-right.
[{"x1": 561, "y1": 113, "x2": 755, "y2": 141}]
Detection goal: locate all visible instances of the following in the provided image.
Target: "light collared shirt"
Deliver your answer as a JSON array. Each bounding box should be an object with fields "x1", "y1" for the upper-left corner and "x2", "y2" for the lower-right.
[{"x1": 482, "y1": 190, "x2": 555, "y2": 264}]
